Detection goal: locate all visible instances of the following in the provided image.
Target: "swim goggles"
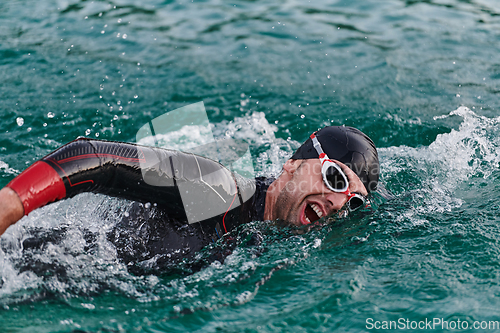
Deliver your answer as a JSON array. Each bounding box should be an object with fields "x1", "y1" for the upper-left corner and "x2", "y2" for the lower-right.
[{"x1": 310, "y1": 132, "x2": 368, "y2": 212}]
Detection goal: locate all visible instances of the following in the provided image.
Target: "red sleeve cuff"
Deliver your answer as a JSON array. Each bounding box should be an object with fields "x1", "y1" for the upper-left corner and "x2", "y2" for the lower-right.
[{"x1": 6, "y1": 161, "x2": 66, "y2": 215}]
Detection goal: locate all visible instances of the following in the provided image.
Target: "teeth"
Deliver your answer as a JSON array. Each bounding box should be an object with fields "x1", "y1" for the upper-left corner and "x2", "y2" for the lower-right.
[
  {"x1": 310, "y1": 203, "x2": 323, "y2": 218},
  {"x1": 305, "y1": 216, "x2": 311, "y2": 223}
]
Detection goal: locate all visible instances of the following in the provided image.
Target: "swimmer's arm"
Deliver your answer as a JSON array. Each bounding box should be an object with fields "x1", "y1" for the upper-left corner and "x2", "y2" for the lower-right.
[
  {"x1": 0, "y1": 187, "x2": 24, "y2": 236},
  {"x1": 0, "y1": 137, "x2": 242, "y2": 237},
  {"x1": 0, "y1": 138, "x2": 187, "y2": 226}
]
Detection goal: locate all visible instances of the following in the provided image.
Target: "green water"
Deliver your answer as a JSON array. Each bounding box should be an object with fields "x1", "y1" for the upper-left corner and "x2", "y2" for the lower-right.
[{"x1": 1, "y1": 0, "x2": 500, "y2": 332}]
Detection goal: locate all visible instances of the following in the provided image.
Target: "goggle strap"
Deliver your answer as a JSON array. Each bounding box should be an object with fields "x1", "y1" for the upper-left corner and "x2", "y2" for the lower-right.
[{"x1": 310, "y1": 133, "x2": 326, "y2": 157}]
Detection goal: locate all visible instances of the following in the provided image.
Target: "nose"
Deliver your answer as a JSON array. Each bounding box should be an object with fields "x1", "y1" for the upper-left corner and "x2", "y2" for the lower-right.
[{"x1": 324, "y1": 191, "x2": 348, "y2": 213}]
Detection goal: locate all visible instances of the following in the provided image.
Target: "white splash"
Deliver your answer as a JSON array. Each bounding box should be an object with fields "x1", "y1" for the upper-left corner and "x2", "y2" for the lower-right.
[
  {"x1": 0, "y1": 161, "x2": 19, "y2": 175},
  {"x1": 379, "y1": 106, "x2": 500, "y2": 220},
  {"x1": 212, "y1": 112, "x2": 299, "y2": 177},
  {"x1": 137, "y1": 111, "x2": 299, "y2": 178}
]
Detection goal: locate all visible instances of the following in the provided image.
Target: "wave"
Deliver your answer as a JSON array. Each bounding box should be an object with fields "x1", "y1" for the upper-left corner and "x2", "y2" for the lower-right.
[{"x1": 379, "y1": 106, "x2": 500, "y2": 222}]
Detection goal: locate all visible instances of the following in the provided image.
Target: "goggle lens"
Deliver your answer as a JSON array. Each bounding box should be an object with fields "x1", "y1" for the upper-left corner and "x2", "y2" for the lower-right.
[
  {"x1": 325, "y1": 165, "x2": 348, "y2": 191},
  {"x1": 347, "y1": 195, "x2": 365, "y2": 211}
]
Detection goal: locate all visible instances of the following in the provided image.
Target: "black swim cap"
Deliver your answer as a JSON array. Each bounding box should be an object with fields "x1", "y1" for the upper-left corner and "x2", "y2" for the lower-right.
[{"x1": 291, "y1": 126, "x2": 379, "y2": 193}]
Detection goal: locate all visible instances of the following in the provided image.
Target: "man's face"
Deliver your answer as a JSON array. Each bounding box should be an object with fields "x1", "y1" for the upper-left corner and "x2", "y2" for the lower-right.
[{"x1": 270, "y1": 158, "x2": 368, "y2": 226}]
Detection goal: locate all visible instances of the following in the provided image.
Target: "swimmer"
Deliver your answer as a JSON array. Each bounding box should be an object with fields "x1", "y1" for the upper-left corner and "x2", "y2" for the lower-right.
[{"x1": 0, "y1": 126, "x2": 379, "y2": 266}]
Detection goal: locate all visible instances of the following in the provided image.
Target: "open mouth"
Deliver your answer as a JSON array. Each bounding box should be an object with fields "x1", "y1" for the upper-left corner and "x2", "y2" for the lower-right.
[{"x1": 303, "y1": 203, "x2": 323, "y2": 224}]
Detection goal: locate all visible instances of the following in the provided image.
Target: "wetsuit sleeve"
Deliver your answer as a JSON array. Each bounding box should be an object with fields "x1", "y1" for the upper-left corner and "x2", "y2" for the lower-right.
[{"x1": 6, "y1": 138, "x2": 250, "y2": 228}]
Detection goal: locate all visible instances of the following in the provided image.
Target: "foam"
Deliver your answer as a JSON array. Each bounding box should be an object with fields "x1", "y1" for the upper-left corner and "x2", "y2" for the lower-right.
[
  {"x1": 137, "y1": 111, "x2": 299, "y2": 178},
  {"x1": 379, "y1": 106, "x2": 500, "y2": 220},
  {"x1": 211, "y1": 112, "x2": 299, "y2": 177},
  {"x1": 0, "y1": 161, "x2": 18, "y2": 176}
]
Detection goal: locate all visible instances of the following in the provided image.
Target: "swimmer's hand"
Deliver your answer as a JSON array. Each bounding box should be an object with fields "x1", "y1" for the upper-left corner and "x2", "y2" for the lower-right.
[{"x1": 0, "y1": 187, "x2": 24, "y2": 236}]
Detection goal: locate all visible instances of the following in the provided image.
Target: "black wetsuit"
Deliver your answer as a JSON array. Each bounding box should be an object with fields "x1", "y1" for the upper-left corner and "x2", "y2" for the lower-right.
[{"x1": 7, "y1": 138, "x2": 273, "y2": 271}]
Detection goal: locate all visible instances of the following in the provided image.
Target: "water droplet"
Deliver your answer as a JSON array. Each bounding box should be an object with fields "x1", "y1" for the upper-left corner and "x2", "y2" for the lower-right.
[
  {"x1": 134, "y1": 95, "x2": 138, "y2": 99},
  {"x1": 47, "y1": 112, "x2": 55, "y2": 118},
  {"x1": 16, "y1": 117, "x2": 24, "y2": 126},
  {"x1": 85, "y1": 129, "x2": 91, "y2": 135},
  {"x1": 300, "y1": 114, "x2": 305, "y2": 119},
  {"x1": 122, "y1": 34, "x2": 127, "y2": 39}
]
